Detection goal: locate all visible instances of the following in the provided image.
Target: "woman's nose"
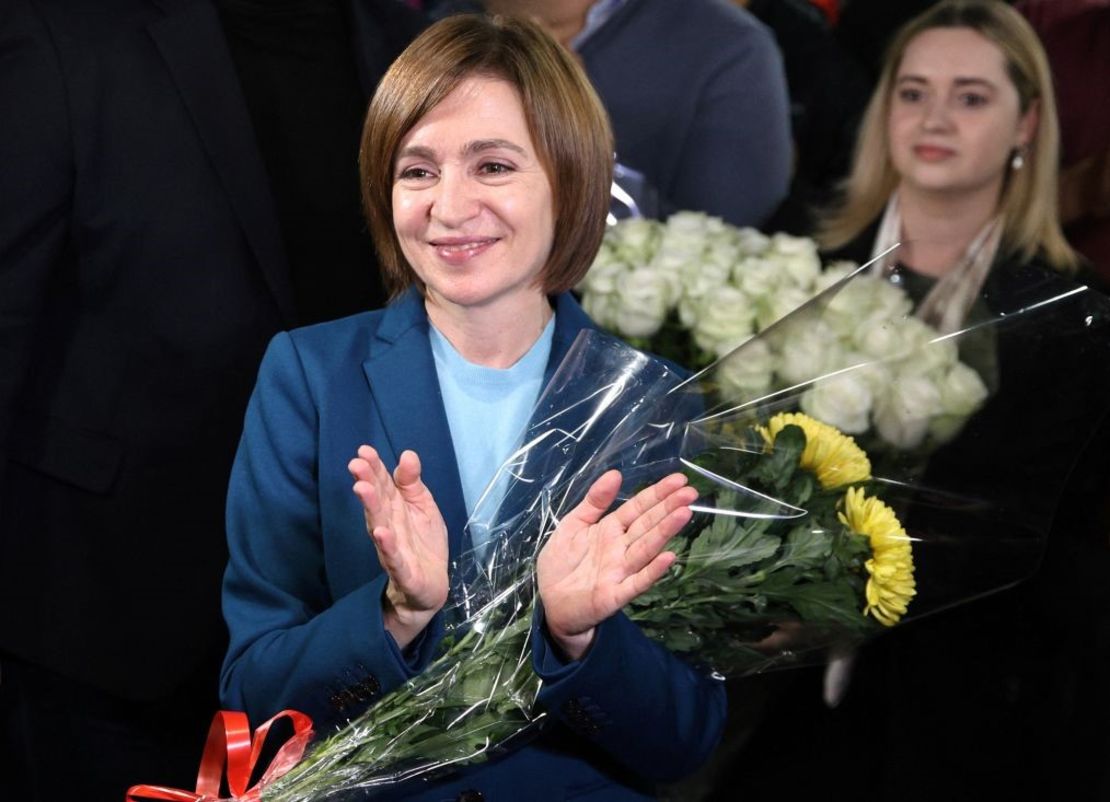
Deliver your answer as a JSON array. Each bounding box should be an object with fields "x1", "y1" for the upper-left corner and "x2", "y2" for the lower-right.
[
  {"x1": 921, "y1": 97, "x2": 952, "y2": 131},
  {"x1": 429, "y1": 170, "x2": 479, "y2": 226}
]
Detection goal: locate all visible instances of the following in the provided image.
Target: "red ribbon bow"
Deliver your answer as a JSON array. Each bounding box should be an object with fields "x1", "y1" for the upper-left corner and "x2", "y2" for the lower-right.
[{"x1": 126, "y1": 709, "x2": 313, "y2": 802}]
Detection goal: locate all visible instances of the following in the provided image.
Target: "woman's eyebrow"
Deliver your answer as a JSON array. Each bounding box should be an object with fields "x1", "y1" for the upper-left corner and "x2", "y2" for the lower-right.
[
  {"x1": 396, "y1": 144, "x2": 436, "y2": 162},
  {"x1": 952, "y1": 77, "x2": 998, "y2": 91},
  {"x1": 463, "y1": 138, "x2": 527, "y2": 157},
  {"x1": 896, "y1": 74, "x2": 998, "y2": 91}
]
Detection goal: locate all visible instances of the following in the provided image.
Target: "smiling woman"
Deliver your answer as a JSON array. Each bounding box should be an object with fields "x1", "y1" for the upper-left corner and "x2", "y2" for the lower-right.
[{"x1": 218, "y1": 13, "x2": 726, "y2": 802}]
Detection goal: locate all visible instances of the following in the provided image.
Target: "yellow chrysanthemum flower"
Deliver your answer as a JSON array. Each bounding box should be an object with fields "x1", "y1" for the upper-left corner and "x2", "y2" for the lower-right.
[
  {"x1": 839, "y1": 486, "x2": 916, "y2": 626},
  {"x1": 758, "y1": 412, "x2": 871, "y2": 489}
]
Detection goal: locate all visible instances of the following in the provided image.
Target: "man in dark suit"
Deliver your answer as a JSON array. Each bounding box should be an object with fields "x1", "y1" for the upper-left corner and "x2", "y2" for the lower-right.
[{"x1": 0, "y1": 0, "x2": 420, "y2": 796}]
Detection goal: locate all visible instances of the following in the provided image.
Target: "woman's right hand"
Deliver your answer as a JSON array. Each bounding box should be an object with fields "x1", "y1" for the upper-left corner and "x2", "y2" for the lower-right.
[{"x1": 349, "y1": 447, "x2": 449, "y2": 649}]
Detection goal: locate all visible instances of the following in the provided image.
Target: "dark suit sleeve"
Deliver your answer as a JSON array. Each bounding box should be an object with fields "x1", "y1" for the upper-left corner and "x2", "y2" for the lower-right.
[
  {"x1": 531, "y1": 608, "x2": 726, "y2": 783},
  {"x1": 0, "y1": 0, "x2": 72, "y2": 463},
  {"x1": 220, "y1": 332, "x2": 444, "y2": 731}
]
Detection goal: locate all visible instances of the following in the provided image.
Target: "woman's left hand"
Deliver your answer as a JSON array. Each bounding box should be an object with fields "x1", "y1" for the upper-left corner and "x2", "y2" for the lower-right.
[{"x1": 537, "y1": 470, "x2": 697, "y2": 661}]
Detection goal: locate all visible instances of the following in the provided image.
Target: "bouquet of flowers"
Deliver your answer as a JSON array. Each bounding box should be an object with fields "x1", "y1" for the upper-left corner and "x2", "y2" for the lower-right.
[
  {"x1": 250, "y1": 251, "x2": 1110, "y2": 800},
  {"x1": 578, "y1": 212, "x2": 990, "y2": 451}
]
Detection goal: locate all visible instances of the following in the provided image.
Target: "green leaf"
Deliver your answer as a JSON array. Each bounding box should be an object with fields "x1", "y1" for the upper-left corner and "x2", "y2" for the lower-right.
[
  {"x1": 750, "y1": 424, "x2": 805, "y2": 492},
  {"x1": 769, "y1": 579, "x2": 868, "y2": 627},
  {"x1": 777, "y1": 524, "x2": 833, "y2": 571}
]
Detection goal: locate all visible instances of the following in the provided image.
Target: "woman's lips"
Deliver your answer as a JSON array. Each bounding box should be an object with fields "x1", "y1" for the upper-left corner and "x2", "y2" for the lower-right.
[
  {"x1": 913, "y1": 144, "x2": 955, "y2": 162},
  {"x1": 430, "y1": 237, "x2": 498, "y2": 265}
]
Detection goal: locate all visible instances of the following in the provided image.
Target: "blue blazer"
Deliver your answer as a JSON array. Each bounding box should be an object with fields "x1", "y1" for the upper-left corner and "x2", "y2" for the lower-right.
[{"x1": 221, "y1": 289, "x2": 726, "y2": 800}]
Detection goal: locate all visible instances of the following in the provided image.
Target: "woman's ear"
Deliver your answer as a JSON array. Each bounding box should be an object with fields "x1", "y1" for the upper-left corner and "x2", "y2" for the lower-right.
[{"x1": 1016, "y1": 98, "x2": 1040, "y2": 149}]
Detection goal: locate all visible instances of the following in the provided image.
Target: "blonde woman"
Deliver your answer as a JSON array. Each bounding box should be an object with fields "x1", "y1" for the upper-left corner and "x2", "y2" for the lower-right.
[
  {"x1": 713, "y1": 4, "x2": 1110, "y2": 800},
  {"x1": 818, "y1": 0, "x2": 1087, "y2": 332}
]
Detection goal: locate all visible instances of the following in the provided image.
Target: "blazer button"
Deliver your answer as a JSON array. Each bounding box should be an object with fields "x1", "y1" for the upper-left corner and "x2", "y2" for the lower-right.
[
  {"x1": 358, "y1": 675, "x2": 381, "y2": 698},
  {"x1": 456, "y1": 790, "x2": 484, "y2": 802}
]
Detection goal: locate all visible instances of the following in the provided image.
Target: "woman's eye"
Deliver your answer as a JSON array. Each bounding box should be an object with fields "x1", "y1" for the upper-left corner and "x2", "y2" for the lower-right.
[
  {"x1": 397, "y1": 166, "x2": 433, "y2": 181},
  {"x1": 958, "y1": 93, "x2": 989, "y2": 108},
  {"x1": 896, "y1": 87, "x2": 924, "y2": 103},
  {"x1": 479, "y1": 161, "x2": 514, "y2": 176}
]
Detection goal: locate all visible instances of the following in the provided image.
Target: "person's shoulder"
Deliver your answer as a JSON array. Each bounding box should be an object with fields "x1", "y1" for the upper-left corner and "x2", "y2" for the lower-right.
[
  {"x1": 983, "y1": 249, "x2": 1110, "y2": 317},
  {"x1": 26, "y1": 0, "x2": 163, "y2": 41},
  {"x1": 254, "y1": 309, "x2": 383, "y2": 383},
  {"x1": 605, "y1": 0, "x2": 775, "y2": 52},
  {"x1": 633, "y1": 0, "x2": 767, "y2": 30},
  {"x1": 286, "y1": 308, "x2": 388, "y2": 358}
]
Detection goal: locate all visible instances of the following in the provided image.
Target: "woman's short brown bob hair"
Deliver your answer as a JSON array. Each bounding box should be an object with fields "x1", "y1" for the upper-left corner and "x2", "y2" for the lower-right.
[{"x1": 359, "y1": 14, "x2": 615, "y2": 300}]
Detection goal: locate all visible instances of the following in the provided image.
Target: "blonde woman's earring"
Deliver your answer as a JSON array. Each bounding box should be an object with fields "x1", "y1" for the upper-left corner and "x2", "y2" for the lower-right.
[{"x1": 1011, "y1": 149, "x2": 1025, "y2": 171}]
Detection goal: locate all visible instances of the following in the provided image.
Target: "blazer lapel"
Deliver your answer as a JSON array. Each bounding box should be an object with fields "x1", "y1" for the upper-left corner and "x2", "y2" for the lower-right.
[
  {"x1": 547, "y1": 291, "x2": 598, "y2": 381},
  {"x1": 361, "y1": 291, "x2": 469, "y2": 556},
  {"x1": 147, "y1": 0, "x2": 297, "y2": 325}
]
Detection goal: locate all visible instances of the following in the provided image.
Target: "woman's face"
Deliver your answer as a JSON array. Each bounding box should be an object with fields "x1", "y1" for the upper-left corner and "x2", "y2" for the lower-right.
[
  {"x1": 887, "y1": 27, "x2": 1037, "y2": 201},
  {"x1": 392, "y1": 75, "x2": 555, "y2": 316}
]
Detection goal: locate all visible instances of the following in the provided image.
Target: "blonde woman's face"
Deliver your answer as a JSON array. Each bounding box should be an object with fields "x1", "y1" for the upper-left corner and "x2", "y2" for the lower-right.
[{"x1": 887, "y1": 27, "x2": 1037, "y2": 200}]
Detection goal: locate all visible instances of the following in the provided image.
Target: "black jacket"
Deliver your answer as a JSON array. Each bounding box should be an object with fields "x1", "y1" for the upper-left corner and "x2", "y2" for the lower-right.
[{"x1": 0, "y1": 0, "x2": 420, "y2": 700}]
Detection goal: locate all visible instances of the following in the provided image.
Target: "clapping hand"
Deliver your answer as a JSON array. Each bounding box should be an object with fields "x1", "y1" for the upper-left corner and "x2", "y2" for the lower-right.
[
  {"x1": 537, "y1": 471, "x2": 697, "y2": 661},
  {"x1": 349, "y1": 447, "x2": 448, "y2": 649}
]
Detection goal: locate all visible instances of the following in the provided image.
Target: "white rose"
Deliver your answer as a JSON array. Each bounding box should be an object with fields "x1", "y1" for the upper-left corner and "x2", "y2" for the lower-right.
[
  {"x1": 666, "y1": 210, "x2": 717, "y2": 235},
  {"x1": 634, "y1": 252, "x2": 685, "y2": 307},
  {"x1": 754, "y1": 285, "x2": 813, "y2": 332},
  {"x1": 800, "y1": 373, "x2": 874, "y2": 434},
  {"x1": 775, "y1": 320, "x2": 835, "y2": 386},
  {"x1": 716, "y1": 337, "x2": 774, "y2": 400},
  {"x1": 869, "y1": 277, "x2": 914, "y2": 320},
  {"x1": 939, "y1": 361, "x2": 989, "y2": 416},
  {"x1": 845, "y1": 356, "x2": 894, "y2": 398},
  {"x1": 892, "y1": 317, "x2": 958, "y2": 376},
  {"x1": 769, "y1": 232, "x2": 822, "y2": 290},
  {"x1": 852, "y1": 312, "x2": 916, "y2": 361},
  {"x1": 657, "y1": 212, "x2": 715, "y2": 260},
  {"x1": 650, "y1": 248, "x2": 694, "y2": 275},
  {"x1": 703, "y1": 235, "x2": 742, "y2": 273},
  {"x1": 677, "y1": 295, "x2": 700, "y2": 329},
  {"x1": 690, "y1": 286, "x2": 757, "y2": 356},
  {"x1": 614, "y1": 266, "x2": 669, "y2": 337},
  {"x1": 733, "y1": 256, "x2": 781, "y2": 299},
  {"x1": 735, "y1": 226, "x2": 772, "y2": 256},
  {"x1": 579, "y1": 252, "x2": 627, "y2": 294},
  {"x1": 581, "y1": 288, "x2": 619, "y2": 329},
  {"x1": 677, "y1": 258, "x2": 732, "y2": 308},
  {"x1": 873, "y1": 374, "x2": 944, "y2": 449},
  {"x1": 610, "y1": 217, "x2": 661, "y2": 264},
  {"x1": 812, "y1": 261, "x2": 860, "y2": 294},
  {"x1": 824, "y1": 274, "x2": 895, "y2": 335}
]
